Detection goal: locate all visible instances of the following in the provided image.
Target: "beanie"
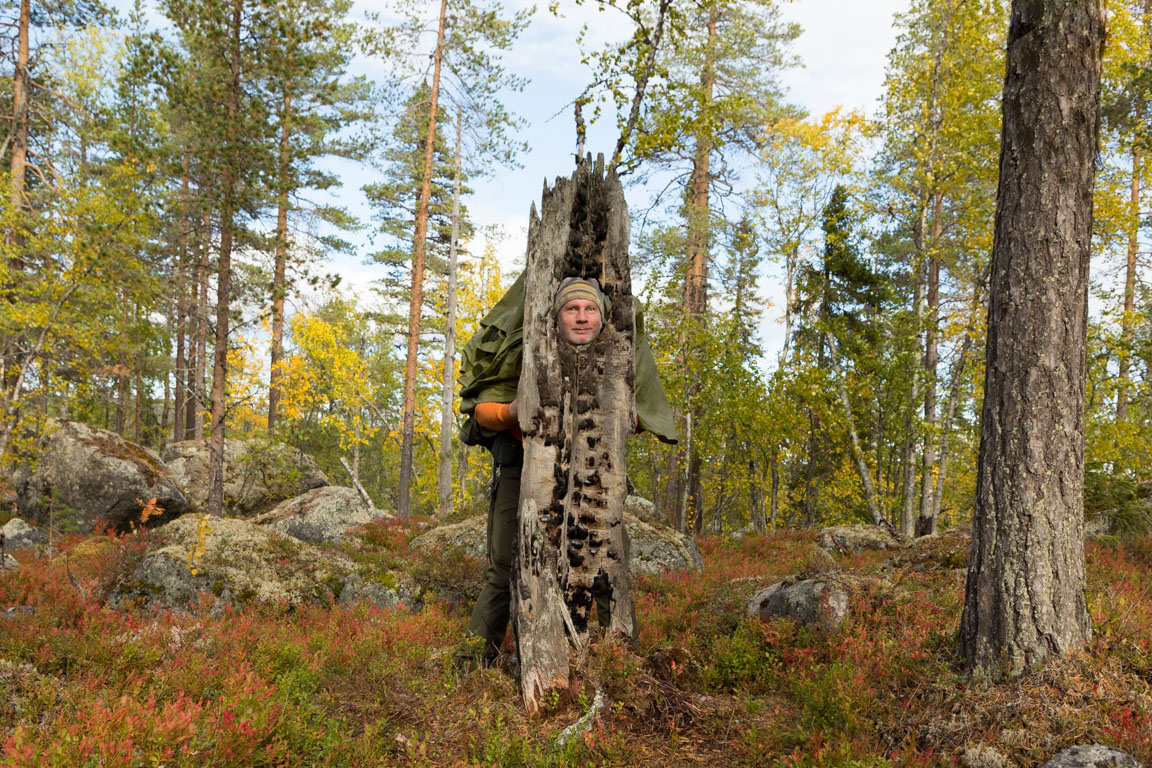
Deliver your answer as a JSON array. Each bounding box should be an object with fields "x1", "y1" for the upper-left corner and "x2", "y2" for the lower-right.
[{"x1": 554, "y1": 277, "x2": 606, "y2": 317}]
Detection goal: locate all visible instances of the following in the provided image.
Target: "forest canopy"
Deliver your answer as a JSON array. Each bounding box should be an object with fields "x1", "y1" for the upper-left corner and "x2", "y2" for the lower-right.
[{"x1": 0, "y1": 0, "x2": 1148, "y2": 536}]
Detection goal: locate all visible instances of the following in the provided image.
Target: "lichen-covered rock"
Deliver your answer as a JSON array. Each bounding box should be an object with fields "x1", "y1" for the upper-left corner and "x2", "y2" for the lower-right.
[
  {"x1": 162, "y1": 439, "x2": 328, "y2": 517},
  {"x1": 254, "y1": 487, "x2": 391, "y2": 544},
  {"x1": 0, "y1": 553, "x2": 18, "y2": 570},
  {"x1": 885, "y1": 525, "x2": 971, "y2": 571},
  {"x1": 962, "y1": 745, "x2": 1012, "y2": 768},
  {"x1": 11, "y1": 420, "x2": 189, "y2": 533},
  {"x1": 107, "y1": 515, "x2": 412, "y2": 612},
  {"x1": 746, "y1": 576, "x2": 851, "y2": 632},
  {"x1": 2, "y1": 518, "x2": 46, "y2": 558},
  {"x1": 410, "y1": 516, "x2": 487, "y2": 559},
  {"x1": 625, "y1": 494, "x2": 666, "y2": 527},
  {"x1": 627, "y1": 514, "x2": 704, "y2": 574},
  {"x1": 818, "y1": 524, "x2": 902, "y2": 555},
  {"x1": 1042, "y1": 745, "x2": 1142, "y2": 768},
  {"x1": 409, "y1": 511, "x2": 703, "y2": 575},
  {"x1": 338, "y1": 572, "x2": 420, "y2": 609}
]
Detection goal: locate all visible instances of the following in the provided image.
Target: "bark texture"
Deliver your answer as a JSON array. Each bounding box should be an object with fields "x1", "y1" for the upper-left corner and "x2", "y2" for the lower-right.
[
  {"x1": 514, "y1": 155, "x2": 636, "y2": 713},
  {"x1": 959, "y1": 0, "x2": 1102, "y2": 676}
]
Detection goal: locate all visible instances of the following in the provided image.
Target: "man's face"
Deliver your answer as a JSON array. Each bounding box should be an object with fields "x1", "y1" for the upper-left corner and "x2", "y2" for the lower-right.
[{"x1": 557, "y1": 298, "x2": 603, "y2": 345}]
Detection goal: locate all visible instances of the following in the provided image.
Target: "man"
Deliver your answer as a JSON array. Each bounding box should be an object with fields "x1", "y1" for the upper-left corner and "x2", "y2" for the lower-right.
[{"x1": 458, "y1": 276, "x2": 677, "y2": 666}]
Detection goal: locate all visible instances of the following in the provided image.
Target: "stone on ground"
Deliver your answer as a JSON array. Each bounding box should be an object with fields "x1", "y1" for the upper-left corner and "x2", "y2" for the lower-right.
[
  {"x1": 1043, "y1": 745, "x2": 1142, "y2": 768},
  {"x1": 254, "y1": 486, "x2": 391, "y2": 544},
  {"x1": 162, "y1": 439, "x2": 328, "y2": 516},
  {"x1": 885, "y1": 525, "x2": 971, "y2": 571},
  {"x1": 818, "y1": 524, "x2": 901, "y2": 555},
  {"x1": 2, "y1": 518, "x2": 46, "y2": 558},
  {"x1": 108, "y1": 515, "x2": 416, "y2": 612},
  {"x1": 10, "y1": 420, "x2": 189, "y2": 533},
  {"x1": 746, "y1": 575, "x2": 857, "y2": 632},
  {"x1": 410, "y1": 503, "x2": 703, "y2": 575}
]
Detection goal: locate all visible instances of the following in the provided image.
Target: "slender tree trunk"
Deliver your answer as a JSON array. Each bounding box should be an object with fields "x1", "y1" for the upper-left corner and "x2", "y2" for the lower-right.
[
  {"x1": 676, "y1": 4, "x2": 716, "y2": 534},
  {"x1": 932, "y1": 283, "x2": 982, "y2": 522},
  {"x1": 1117, "y1": 145, "x2": 1141, "y2": 422},
  {"x1": 3, "y1": 0, "x2": 31, "y2": 402},
  {"x1": 932, "y1": 339, "x2": 971, "y2": 524},
  {"x1": 397, "y1": 0, "x2": 449, "y2": 519},
  {"x1": 960, "y1": 0, "x2": 1101, "y2": 675},
  {"x1": 828, "y1": 335, "x2": 882, "y2": 525},
  {"x1": 207, "y1": 0, "x2": 244, "y2": 516},
  {"x1": 163, "y1": 297, "x2": 174, "y2": 438},
  {"x1": 610, "y1": 0, "x2": 672, "y2": 170},
  {"x1": 173, "y1": 291, "x2": 186, "y2": 442},
  {"x1": 900, "y1": 256, "x2": 926, "y2": 537},
  {"x1": 7, "y1": 0, "x2": 30, "y2": 258},
  {"x1": 192, "y1": 208, "x2": 211, "y2": 441},
  {"x1": 268, "y1": 82, "x2": 292, "y2": 434},
  {"x1": 134, "y1": 310, "x2": 143, "y2": 444},
  {"x1": 917, "y1": 207, "x2": 943, "y2": 536},
  {"x1": 437, "y1": 109, "x2": 463, "y2": 519},
  {"x1": 769, "y1": 449, "x2": 779, "y2": 529}
]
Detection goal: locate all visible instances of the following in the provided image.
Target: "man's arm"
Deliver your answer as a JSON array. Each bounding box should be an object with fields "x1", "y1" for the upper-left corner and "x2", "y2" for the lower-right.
[{"x1": 475, "y1": 400, "x2": 518, "y2": 431}]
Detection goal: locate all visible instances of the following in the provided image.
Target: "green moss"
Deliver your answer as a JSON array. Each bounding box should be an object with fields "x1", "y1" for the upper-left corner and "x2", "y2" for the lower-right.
[{"x1": 324, "y1": 573, "x2": 345, "y2": 599}]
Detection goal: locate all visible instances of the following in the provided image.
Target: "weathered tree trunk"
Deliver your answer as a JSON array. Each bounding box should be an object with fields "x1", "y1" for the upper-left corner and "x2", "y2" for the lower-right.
[
  {"x1": 514, "y1": 156, "x2": 636, "y2": 714},
  {"x1": 438, "y1": 108, "x2": 463, "y2": 519},
  {"x1": 959, "y1": 0, "x2": 1101, "y2": 676},
  {"x1": 397, "y1": 0, "x2": 449, "y2": 519}
]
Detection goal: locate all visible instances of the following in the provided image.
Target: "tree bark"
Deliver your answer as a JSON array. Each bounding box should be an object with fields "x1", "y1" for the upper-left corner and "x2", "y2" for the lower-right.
[
  {"x1": 207, "y1": 0, "x2": 244, "y2": 517},
  {"x1": 514, "y1": 156, "x2": 635, "y2": 713},
  {"x1": 675, "y1": 4, "x2": 717, "y2": 534},
  {"x1": 7, "y1": 0, "x2": 30, "y2": 260},
  {"x1": 917, "y1": 201, "x2": 943, "y2": 537},
  {"x1": 960, "y1": 0, "x2": 1101, "y2": 676},
  {"x1": 397, "y1": 0, "x2": 449, "y2": 519},
  {"x1": 173, "y1": 158, "x2": 191, "y2": 443},
  {"x1": 900, "y1": 256, "x2": 926, "y2": 538},
  {"x1": 438, "y1": 108, "x2": 463, "y2": 518},
  {"x1": 192, "y1": 207, "x2": 211, "y2": 441},
  {"x1": 268, "y1": 83, "x2": 293, "y2": 434}
]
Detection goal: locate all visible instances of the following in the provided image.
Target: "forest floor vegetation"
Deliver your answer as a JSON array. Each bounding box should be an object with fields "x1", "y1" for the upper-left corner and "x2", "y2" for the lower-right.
[{"x1": 0, "y1": 518, "x2": 1149, "y2": 766}]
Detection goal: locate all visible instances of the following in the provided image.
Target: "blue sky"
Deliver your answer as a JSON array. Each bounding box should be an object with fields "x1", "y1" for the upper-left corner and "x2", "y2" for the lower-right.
[{"x1": 320, "y1": 0, "x2": 912, "y2": 355}]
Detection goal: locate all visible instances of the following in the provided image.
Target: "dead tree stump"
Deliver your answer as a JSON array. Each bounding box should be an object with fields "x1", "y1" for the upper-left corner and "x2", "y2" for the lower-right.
[{"x1": 512, "y1": 155, "x2": 636, "y2": 714}]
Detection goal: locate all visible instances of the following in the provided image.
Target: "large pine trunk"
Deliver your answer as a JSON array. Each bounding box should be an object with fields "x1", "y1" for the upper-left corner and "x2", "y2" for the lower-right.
[
  {"x1": 959, "y1": 0, "x2": 1102, "y2": 676},
  {"x1": 513, "y1": 156, "x2": 636, "y2": 714}
]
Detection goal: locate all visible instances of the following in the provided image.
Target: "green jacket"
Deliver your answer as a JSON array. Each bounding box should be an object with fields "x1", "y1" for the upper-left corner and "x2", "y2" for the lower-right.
[{"x1": 459, "y1": 273, "x2": 678, "y2": 444}]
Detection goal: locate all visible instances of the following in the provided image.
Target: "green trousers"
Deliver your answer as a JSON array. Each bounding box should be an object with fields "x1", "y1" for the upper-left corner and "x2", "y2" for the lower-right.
[
  {"x1": 465, "y1": 463, "x2": 638, "y2": 658},
  {"x1": 466, "y1": 464, "x2": 521, "y2": 657}
]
